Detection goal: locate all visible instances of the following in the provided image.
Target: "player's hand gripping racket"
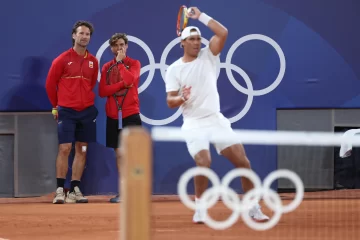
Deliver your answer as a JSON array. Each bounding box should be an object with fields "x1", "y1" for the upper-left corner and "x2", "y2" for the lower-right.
[
  {"x1": 106, "y1": 62, "x2": 130, "y2": 129},
  {"x1": 177, "y1": 5, "x2": 195, "y2": 36}
]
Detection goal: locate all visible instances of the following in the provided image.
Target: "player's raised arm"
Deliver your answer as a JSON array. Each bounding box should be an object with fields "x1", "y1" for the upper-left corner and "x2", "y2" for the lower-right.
[{"x1": 187, "y1": 7, "x2": 228, "y2": 56}]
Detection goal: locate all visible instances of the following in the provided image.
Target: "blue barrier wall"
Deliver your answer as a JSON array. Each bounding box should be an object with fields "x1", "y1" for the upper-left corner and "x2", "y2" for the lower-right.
[{"x1": 1, "y1": 0, "x2": 360, "y2": 195}]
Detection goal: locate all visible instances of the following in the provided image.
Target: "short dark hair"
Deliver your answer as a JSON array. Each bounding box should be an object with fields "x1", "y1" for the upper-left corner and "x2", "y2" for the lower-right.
[
  {"x1": 109, "y1": 33, "x2": 128, "y2": 46},
  {"x1": 71, "y1": 20, "x2": 94, "y2": 46}
]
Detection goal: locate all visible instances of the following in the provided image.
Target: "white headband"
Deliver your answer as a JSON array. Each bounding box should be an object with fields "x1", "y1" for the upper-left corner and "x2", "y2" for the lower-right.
[{"x1": 189, "y1": 31, "x2": 200, "y2": 36}]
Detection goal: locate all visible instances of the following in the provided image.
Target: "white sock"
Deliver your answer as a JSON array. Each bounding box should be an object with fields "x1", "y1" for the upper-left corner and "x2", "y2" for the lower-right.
[{"x1": 195, "y1": 197, "x2": 205, "y2": 210}]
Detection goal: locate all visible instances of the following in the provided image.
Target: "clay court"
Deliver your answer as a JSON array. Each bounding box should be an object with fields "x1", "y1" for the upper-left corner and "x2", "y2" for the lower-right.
[{"x1": 0, "y1": 190, "x2": 359, "y2": 240}]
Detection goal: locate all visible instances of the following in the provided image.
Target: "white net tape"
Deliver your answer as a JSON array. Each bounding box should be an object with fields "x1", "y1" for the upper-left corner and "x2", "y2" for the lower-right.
[
  {"x1": 152, "y1": 127, "x2": 360, "y2": 147},
  {"x1": 151, "y1": 127, "x2": 360, "y2": 231}
]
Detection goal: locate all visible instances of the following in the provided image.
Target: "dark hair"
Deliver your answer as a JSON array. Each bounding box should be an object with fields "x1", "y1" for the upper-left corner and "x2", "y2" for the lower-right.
[
  {"x1": 109, "y1": 33, "x2": 128, "y2": 46},
  {"x1": 71, "y1": 20, "x2": 94, "y2": 46}
]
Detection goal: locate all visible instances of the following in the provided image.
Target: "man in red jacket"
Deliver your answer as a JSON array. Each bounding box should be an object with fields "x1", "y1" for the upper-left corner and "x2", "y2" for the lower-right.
[
  {"x1": 45, "y1": 20, "x2": 99, "y2": 204},
  {"x1": 98, "y1": 33, "x2": 141, "y2": 203}
]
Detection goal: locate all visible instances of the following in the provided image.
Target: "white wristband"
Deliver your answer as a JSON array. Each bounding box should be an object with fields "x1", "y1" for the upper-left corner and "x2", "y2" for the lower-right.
[{"x1": 199, "y1": 13, "x2": 212, "y2": 26}]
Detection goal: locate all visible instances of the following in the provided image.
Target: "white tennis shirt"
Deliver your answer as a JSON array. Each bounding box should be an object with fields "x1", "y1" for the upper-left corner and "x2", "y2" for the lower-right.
[{"x1": 165, "y1": 46, "x2": 220, "y2": 127}]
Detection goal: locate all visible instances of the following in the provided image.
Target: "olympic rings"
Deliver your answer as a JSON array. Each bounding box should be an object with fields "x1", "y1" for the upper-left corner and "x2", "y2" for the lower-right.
[
  {"x1": 177, "y1": 167, "x2": 304, "y2": 231},
  {"x1": 95, "y1": 34, "x2": 286, "y2": 125},
  {"x1": 225, "y1": 34, "x2": 286, "y2": 96}
]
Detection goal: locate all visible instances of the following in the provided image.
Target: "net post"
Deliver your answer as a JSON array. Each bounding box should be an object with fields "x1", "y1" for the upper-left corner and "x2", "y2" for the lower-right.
[{"x1": 119, "y1": 126, "x2": 152, "y2": 240}]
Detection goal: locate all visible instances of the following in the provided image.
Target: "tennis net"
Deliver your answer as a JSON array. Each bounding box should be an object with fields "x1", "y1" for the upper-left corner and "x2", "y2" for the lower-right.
[{"x1": 152, "y1": 126, "x2": 360, "y2": 200}]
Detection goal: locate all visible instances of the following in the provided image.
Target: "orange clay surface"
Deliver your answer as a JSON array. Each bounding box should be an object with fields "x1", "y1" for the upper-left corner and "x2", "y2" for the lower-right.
[{"x1": 0, "y1": 190, "x2": 359, "y2": 240}]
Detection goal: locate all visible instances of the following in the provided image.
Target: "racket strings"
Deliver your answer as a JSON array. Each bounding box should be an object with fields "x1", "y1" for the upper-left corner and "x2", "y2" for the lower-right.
[
  {"x1": 110, "y1": 68, "x2": 122, "y2": 84},
  {"x1": 109, "y1": 67, "x2": 127, "y2": 96}
]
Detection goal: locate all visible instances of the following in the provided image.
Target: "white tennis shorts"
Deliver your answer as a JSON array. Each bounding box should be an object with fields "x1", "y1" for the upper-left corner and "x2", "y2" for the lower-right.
[{"x1": 181, "y1": 113, "x2": 241, "y2": 158}]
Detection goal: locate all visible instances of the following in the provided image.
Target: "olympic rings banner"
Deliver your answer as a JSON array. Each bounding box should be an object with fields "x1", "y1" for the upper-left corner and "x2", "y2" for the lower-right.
[
  {"x1": 2, "y1": 0, "x2": 360, "y2": 195},
  {"x1": 178, "y1": 167, "x2": 304, "y2": 230},
  {"x1": 95, "y1": 34, "x2": 286, "y2": 125}
]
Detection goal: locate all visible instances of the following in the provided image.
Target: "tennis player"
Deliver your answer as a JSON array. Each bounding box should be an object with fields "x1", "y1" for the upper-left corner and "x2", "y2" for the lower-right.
[
  {"x1": 45, "y1": 20, "x2": 99, "y2": 204},
  {"x1": 98, "y1": 33, "x2": 142, "y2": 203},
  {"x1": 165, "y1": 7, "x2": 269, "y2": 223}
]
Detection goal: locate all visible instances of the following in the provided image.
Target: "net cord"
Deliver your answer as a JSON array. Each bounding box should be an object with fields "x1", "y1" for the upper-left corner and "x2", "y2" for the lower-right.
[{"x1": 151, "y1": 126, "x2": 360, "y2": 147}]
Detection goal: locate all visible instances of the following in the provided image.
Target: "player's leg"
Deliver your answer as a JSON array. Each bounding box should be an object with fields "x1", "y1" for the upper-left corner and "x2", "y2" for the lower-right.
[
  {"x1": 183, "y1": 127, "x2": 211, "y2": 223},
  {"x1": 213, "y1": 116, "x2": 269, "y2": 221},
  {"x1": 110, "y1": 113, "x2": 143, "y2": 203},
  {"x1": 193, "y1": 150, "x2": 212, "y2": 199},
  {"x1": 67, "y1": 105, "x2": 98, "y2": 203},
  {"x1": 212, "y1": 115, "x2": 253, "y2": 190},
  {"x1": 219, "y1": 144, "x2": 269, "y2": 221},
  {"x1": 220, "y1": 144, "x2": 254, "y2": 192},
  {"x1": 106, "y1": 116, "x2": 122, "y2": 203},
  {"x1": 71, "y1": 141, "x2": 88, "y2": 182},
  {"x1": 67, "y1": 141, "x2": 88, "y2": 203},
  {"x1": 53, "y1": 107, "x2": 76, "y2": 204},
  {"x1": 192, "y1": 149, "x2": 212, "y2": 224}
]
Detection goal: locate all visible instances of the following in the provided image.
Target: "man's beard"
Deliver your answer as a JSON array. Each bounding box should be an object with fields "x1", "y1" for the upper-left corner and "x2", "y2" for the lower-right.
[{"x1": 77, "y1": 41, "x2": 88, "y2": 48}]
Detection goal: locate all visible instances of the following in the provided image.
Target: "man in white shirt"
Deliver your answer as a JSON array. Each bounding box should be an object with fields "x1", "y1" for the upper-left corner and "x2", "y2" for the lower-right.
[{"x1": 165, "y1": 7, "x2": 269, "y2": 223}]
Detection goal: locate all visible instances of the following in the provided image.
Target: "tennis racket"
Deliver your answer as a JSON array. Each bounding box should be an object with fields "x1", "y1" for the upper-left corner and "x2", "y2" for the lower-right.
[
  {"x1": 176, "y1": 5, "x2": 195, "y2": 36},
  {"x1": 106, "y1": 61, "x2": 130, "y2": 129}
]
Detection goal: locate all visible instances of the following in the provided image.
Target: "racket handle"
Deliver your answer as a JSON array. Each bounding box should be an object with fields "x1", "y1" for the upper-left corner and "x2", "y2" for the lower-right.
[{"x1": 187, "y1": 8, "x2": 195, "y2": 16}]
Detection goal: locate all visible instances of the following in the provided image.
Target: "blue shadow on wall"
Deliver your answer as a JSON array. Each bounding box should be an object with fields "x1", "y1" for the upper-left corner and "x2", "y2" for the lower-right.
[{"x1": 1, "y1": 56, "x2": 52, "y2": 111}]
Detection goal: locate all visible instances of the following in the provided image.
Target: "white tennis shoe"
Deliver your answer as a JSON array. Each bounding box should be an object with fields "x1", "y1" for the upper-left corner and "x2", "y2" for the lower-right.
[
  {"x1": 249, "y1": 204, "x2": 270, "y2": 222},
  {"x1": 193, "y1": 209, "x2": 206, "y2": 223},
  {"x1": 65, "y1": 186, "x2": 88, "y2": 203},
  {"x1": 193, "y1": 198, "x2": 206, "y2": 223},
  {"x1": 52, "y1": 187, "x2": 65, "y2": 204}
]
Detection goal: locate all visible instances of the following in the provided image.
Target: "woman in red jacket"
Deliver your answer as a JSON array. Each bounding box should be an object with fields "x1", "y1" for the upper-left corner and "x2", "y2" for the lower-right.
[{"x1": 99, "y1": 33, "x2": 142, "y2": 203}]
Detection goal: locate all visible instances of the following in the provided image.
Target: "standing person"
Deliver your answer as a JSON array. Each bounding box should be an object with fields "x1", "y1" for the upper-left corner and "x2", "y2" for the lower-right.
[
  {"x1": 165, "y1": 7, "x2": 270, "y2": 223},
  {"x1": 45, "y1": 20, "x2": 99, "y2": 204},
  {"x1": 98, "y1": 33, "x2": 142, "y2": 203}
]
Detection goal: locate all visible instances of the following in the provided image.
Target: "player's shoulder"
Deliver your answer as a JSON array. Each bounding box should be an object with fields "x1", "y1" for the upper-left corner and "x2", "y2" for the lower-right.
[
  {"x1": 165, "y1": 59, "x2": 184, "y2": 81},
  {"x1": 199, "y1": 46, "x2": 219, "y2": 60},
  {"x1": 126, "y1": 56, "x2": 139, "y2": 63},
  {"x1": 166, "y1": 58, "x2": 183, "y2": 72},
  {"x1": 124, "y1": 56, "x2": 141, "y2": 68},
  {"x1": 199, "y1": 46, "x2": 209, "y2": 55},
  {"x1": 52, "y1": 48, "x2": 72, "y2": 65}
]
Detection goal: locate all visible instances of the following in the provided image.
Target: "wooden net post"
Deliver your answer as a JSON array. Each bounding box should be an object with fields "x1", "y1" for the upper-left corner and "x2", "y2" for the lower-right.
[{"x1": 119, "y1": 126, "x2": 152, "y2": 240}]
